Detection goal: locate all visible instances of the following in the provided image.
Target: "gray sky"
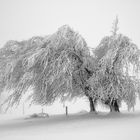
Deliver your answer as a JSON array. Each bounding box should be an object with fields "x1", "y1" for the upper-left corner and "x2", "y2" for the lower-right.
[{"x1": 0, "y1": 0, "x2": 140, "y2": 48}]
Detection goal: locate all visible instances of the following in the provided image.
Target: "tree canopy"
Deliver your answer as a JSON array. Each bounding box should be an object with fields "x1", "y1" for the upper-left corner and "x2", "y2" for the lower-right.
[
  {"x1": 0, "y1": 25, "x2": 93, "y2": 108},
  {"x1": 0, "y1": 20, "x2": 140, "y2": 112},
  {"x1": 89, "y1": 18, "x2": 140, "y2": 110}
]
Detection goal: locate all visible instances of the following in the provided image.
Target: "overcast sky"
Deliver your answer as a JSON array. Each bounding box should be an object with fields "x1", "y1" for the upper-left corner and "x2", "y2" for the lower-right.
[
  {"x1": 0, "y1": 0, "x2": 140, "y2": 114},
  {"x1": 0, "y1": 0, "x2": 140, "y2": 49}
]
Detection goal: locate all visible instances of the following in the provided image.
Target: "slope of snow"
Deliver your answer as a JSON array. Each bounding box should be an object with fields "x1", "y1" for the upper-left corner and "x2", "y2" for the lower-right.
[{"x1": 0, "y1": 111, "x2": 140, "y2": 140}]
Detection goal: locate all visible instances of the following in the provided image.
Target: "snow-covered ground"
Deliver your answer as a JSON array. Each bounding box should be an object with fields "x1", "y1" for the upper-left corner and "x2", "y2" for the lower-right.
[{"x1": 0, "y1": 111, "x2": 140, "y2": 140}]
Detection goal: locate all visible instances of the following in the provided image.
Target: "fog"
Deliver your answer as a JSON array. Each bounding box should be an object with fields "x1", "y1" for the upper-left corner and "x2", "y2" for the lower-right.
[{"x1": 0, "y1": 0, "x2": 140, "y2": 48}]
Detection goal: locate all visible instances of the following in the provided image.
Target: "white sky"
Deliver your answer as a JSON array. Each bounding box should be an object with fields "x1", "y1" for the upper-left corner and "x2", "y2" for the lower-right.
[
  {"x1": 0, "y1": 0, "x2": 140, "y2": 115},
  {"x1": 0, "y1": 0, "x2": 140, "y2": 48}
]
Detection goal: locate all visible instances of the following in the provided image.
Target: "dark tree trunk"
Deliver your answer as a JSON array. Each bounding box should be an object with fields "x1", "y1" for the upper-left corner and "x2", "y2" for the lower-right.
[
  {"x1": 110, "y1": 100, "x2": 120, "y2": 112},
  {"x1": 88, "y1": 97, "x2": 96, "y2": 112},
  {"x1": 65, "y1": 106, "x2": 68, "y2": 116}
]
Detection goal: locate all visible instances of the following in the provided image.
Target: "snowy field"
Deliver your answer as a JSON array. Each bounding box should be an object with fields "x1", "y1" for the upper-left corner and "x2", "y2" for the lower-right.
[{"x1": 0, "y1": 111, "x2": 140, "y2": 140}]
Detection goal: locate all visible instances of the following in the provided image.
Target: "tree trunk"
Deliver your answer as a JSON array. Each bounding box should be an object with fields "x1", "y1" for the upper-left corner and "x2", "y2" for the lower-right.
[
  {"x1": 88, "y1": 97, "x2": 96, "y2": 112},
  {"x1": 110, "y1": 100, "x2": 120, "y2": 112},
  {"x1": 65, "y1": 106, "x2": 68, "y2": 116}
]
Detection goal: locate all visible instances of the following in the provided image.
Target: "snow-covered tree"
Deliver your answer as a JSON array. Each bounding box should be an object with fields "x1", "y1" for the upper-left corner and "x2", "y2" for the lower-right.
[
  {"x1": 0, "y1": 25, "x2": 95, "y2": 112},
  {"x1": 89, "y1": 18, "x2": 140, "y2": 112},
  {"x1": 1, "y1": 20, "x2": 139, "y2": 114}
]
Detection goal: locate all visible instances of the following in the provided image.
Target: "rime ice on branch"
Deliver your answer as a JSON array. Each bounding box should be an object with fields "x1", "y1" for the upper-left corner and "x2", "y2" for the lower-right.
[{"x1": 0, "y1": 19, "x2": 140, "y2": 113}]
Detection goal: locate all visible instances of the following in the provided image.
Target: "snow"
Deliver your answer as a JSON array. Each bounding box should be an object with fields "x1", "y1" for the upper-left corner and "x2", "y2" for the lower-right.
[{"x1": 0, "y1": 111, "x2": 140, "y2": 140}]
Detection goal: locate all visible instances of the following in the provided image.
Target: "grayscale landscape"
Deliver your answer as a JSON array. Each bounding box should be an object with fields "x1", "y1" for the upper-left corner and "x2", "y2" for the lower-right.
[{"x1": 0, "y1": 0, "x2": 140, "y2": 140}]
